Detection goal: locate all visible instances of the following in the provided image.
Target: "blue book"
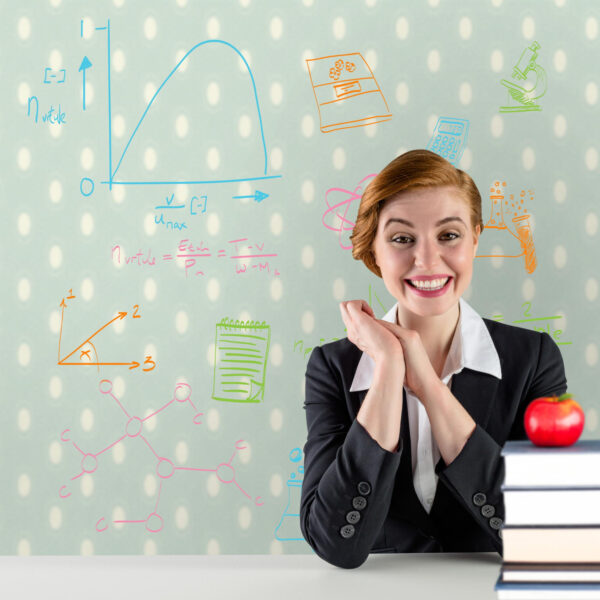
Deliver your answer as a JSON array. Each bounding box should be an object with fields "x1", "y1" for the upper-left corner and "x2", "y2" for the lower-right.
[{"x1": 495, "y1": 573, "x2": 600, "y2": 599}]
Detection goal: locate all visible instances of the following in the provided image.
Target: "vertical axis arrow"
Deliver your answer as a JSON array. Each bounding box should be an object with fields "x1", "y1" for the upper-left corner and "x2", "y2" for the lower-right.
[{"x1": 79, "y1": 56, "x2": 92, "y2": 111}]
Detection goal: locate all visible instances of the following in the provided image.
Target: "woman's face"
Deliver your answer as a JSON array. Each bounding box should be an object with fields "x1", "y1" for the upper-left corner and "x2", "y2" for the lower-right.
[{"x1": 372, "y1": 186, "x2": 480, "y2": 320}]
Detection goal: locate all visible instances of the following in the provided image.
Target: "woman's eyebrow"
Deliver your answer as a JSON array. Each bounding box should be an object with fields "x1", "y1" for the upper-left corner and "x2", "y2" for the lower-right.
[{"x1": 383, "y1": 216, "x2": 466, "y2": 229}]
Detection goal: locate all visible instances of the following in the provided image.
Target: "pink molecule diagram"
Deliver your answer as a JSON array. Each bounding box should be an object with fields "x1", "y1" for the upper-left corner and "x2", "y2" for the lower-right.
[
  {"x1": 59, "y1": 379, "x2": 264, "y2": 533},
  {"x1": 322, "y1": 173, "x2": 377, "y2": 250}
]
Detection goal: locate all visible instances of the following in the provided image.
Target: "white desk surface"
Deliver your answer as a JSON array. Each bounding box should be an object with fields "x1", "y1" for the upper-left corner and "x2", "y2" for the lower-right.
[{"x1": 2, "y1": 552, "x2": 502, "y2": 600}]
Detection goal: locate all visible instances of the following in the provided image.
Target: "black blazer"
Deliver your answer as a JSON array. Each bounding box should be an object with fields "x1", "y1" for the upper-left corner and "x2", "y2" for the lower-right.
[{"x1": 300, "y1": 319, "x2": 568, "y2": 569}]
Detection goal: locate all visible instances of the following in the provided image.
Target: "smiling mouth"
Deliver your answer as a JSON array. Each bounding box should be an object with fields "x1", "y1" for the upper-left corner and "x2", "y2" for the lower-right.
[{"x1": 406, "y1": 277, "x2": 451, "y2": 291}]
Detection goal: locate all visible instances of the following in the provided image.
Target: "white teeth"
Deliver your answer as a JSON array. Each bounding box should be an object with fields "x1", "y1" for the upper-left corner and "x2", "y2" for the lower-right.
[{"x1": 409, "y1": 277, "x2": 449, "y2": 290}]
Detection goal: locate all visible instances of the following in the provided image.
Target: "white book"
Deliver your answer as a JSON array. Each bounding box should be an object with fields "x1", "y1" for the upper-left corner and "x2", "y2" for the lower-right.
[
  {"x1": 502, "y1": 441, "x2": 600, "y2": 488},
  {"x1": 503, "y1": 488, "x2": 600, "y2": 526},
  {"x1": 503, "y1": 564, "x2": 600, "y2": 583},
  {"x1": 495, "y1": 575, "x2": 600, "y2": 599}
]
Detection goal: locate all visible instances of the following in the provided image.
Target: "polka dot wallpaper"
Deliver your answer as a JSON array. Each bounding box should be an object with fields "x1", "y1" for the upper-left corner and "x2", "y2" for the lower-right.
[{"x1": 3, "y1": 0, "x2": 599, "y2": 555}]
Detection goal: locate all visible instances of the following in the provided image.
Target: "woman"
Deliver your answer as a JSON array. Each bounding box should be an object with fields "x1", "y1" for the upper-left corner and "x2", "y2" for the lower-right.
[{"x1": 300, "y1": 149, "x2": 567, "y2": 569}]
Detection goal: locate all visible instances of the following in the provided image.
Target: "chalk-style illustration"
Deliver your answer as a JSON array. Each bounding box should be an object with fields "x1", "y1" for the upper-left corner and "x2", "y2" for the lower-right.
[
  {"x1": 59, "y1": 379, "x2": 263, "y2": 533},
  {"x1": 306, "y1": 53, "x2": 392, "y2": 133},
  {"x1": 426, "y1": 117, "x2": 469, "y2": 165},
  {"x1": 111, "y1": 237, "x2": 280, "y2": 278},
  {"x1": 154, "y1": 193, "x2": 208, "y2": 231},
  {"x1": 322, "y1": 173, "x2": 377, "y2": 250},
  {"x1": 491, "y1": 302, "x2": 571, "y2": 346},
  {"x1": 475, "y1": 181, "x2": 537, "y2": 274},
  {"x1": 57, "y1": 288, "x2": 155, "y2": 372},
  {"x1": 86, "y1": 19, "x2": 282, "y2": 189},
  {"x1": 274, "y1": 447, "x2": 304, "y2": 541},
  {"x1": 44, "y1": 67, "x2": 66, "y2": 84},
  {"x1": 499, "y1": 41, "x2": 547, "y2": 113},
  {"x1": 212, "y1": 318, "x2": 271, "y2": 403}
]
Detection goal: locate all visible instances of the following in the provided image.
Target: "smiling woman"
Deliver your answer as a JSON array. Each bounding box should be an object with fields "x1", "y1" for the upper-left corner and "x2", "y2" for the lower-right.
[{"x1": 299, "y1": 149, "x2": 568, "y2": 569}]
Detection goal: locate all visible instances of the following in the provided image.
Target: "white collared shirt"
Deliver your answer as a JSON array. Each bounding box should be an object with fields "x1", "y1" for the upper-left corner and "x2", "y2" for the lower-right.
[{"x1": 349, "y1": 297, "x2": 502, "y2": 514}]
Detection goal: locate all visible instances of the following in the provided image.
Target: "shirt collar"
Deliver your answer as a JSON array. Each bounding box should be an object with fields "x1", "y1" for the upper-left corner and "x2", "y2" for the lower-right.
[{"x1": 349, "y1": 297, "x2": 502, "y2": 392}]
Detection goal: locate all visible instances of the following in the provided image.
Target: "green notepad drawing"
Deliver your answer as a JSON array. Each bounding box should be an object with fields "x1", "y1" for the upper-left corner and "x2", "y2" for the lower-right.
[{"x1": 212, "y1": 318, "x2": 271, "y2": 403}]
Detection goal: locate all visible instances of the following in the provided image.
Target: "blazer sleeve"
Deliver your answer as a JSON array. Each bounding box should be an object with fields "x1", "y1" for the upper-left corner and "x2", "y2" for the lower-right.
[
  {"x1": 300, "y1": 345, "x2": 403, "y2": 569},
  {"x1": 434, "y1": 331, "x2": 568, "y2": 552}
]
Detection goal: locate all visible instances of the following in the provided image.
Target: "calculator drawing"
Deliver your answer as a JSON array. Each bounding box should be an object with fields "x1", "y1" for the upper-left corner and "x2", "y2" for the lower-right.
[
  {"x1": 426, "y1": 117, "x2": 470, "y2": 165},
  {"x1": 306, "y1": 52, "x2": 392, "y2": 133}
]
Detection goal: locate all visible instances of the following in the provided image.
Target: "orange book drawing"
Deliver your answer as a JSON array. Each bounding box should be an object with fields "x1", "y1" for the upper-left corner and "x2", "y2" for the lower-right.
[{"x1": 306, "y1": 52, "x2": 392, "y2": 133}]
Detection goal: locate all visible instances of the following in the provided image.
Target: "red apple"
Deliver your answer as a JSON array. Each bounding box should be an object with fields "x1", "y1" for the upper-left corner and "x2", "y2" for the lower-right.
[{"x1": 524, "y1": 393, "x2": 585, "y2": 446}]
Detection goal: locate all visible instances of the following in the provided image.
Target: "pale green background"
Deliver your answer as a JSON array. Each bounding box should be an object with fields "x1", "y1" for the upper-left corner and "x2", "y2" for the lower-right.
[{"x1": 1, "y1": 0, "x2": 599, "y2": 555}]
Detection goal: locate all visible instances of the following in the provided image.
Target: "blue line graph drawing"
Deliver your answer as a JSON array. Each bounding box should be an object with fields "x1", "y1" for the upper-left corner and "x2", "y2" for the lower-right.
[{"x1": 96, "y1": 20, "x2": 281, "y2": 189}]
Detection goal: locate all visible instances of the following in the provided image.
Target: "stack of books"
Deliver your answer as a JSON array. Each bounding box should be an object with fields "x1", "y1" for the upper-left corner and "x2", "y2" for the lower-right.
[{"x1": 495, "y1": 440, "x2": 600, "y2": 599}]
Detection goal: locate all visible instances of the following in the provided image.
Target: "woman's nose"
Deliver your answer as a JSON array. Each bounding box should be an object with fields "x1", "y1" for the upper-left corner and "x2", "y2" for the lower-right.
[{"x1": 413, "y1": 238, "x2": 440, "y2": 269}]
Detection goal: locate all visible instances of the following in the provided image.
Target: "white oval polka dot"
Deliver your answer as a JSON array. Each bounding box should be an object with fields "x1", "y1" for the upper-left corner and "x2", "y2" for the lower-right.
[
  {"x1": 17, "y1": 278, "x2": 31, "y2": 302},
  {"x1": 586, "y1": 17, "x2": 598, "y2": 40},
  {"x1": 585, "y1": 82, "x2": 598, "y2": 106},
  {"x1": 270, "y1": 82, "x2": 283, "y2": 106},
  {"x1": 585, "y1": 343, "x2": 598, "y2": 367},
  {"x1": 585, "y1": 212, "x2": 598, "y2": 236},
  {"x1": 18, "y1": 409, "x2": 31, "y2": 432},
  {"x1": 522, "y1": 16, "x2": 535, "y2": 39},
  {"x1": 112, "y1": 506, "x2": 126, "y2": 530},
  {"x1": 206, "y1": 408, "x2": 220, "y2": 432},
  {"x1": 206, "y1": 213, "x2": 220, "y2": 236},
  {"x1": 175, "y1": 506, "x2": 189, "y2": 530},
  {"x1": 333, "y1": 278, "x2": 346, "y2": 301},
  {"x1": 302, "y1": 180, "x2": 314, "y2": 204},
  {"x1": 491, "y1": 50, "x2": 503, "y2": 72},
  {"x1": 112, "y1": 442, "x2": 126, "y2": 465},
  {"x1": 175, "y1": 441, "x2": 189, "y2": 464},
  {"x1": 81, "y1": 278, "x2": 94, "y2": 301},
  {"x1": 113, "y1": 114, "x2": 125, "y2": 138},
  {"x1": 144, "y1": 82, "x2": 157, "y2": 105},
  {"x1": 270, "y1": 343, "x2": 283, "y2": 367},
  {"x1": 585, "y1": 147, "x2": 598, "y2": 171},
  {"x1": 301, "y1": 114, "x2": 314, "y2": 137},
  {"x1": 270, "y1": 212, "x2": 283, "y2": 236},
  {"x1": 49, "y1": 180, "x2": 63, "y2": 203},
  {"x1": 553, "y1": 245, "x2": 567, "y2": 269},
  {"x1": 49, "y1": 49, "x2": 62, "y2": 70},
  {"x1": 144, "y1": 213, "x2": 157, "y2": 236},
  {"x1": 18, "y1": 474, "x2": 31, "y2": 497},
  {"x1": 301, "y1": 245, "x2": 315, "y2": 269},
  {"x1": 490, "y1": 114, "x2": 503, "y2": 138},
  {"x1": 18, "y1": 343, "x2": 31, "y2": 367},
  {"x1": 333, "y1": 17, "x2": 346, "y2": 40},
  {"x1": 113, "y1": 48, "x2": 126, "y2": 72},
  {"x1": 18, "y1": 213, "x2": 31, "y2": 236},
  {"x1": 207, "y1": 16, "x2": 220, "y2": 38},
  {"x1": 554, "y1": 49, "x2": 567, "y2": 73},
  {"x1": 17, "y1": 147, "x2": 31, "y2": 171},
  {"x1": 175, "y1": 114, "x2": 189, "y2": 138},
  {"x1": 81, "y1": 540, "x2": 94, "y2": 556},
  {"x1": 144, "y1": 16, "x2": 157, "y2": 40},
  {"x1": 81, "y1": 212, "x2": 94, "y2": 236},
  {"x1": 49, "y1": 245, "x2": 63, "y2": 269},
  {"x1": 238, "y1": 114, "x2": 251, "y2": 138},
  {"x1": 365, "y1": 49, "x2": 377, "y2": 71},
  {"x1": 522, "y1": 147, "x2": 535, "y2": 171},
  {"x1": 396, "y1": 17, "x2": 409, "y2": 39},
  {"x1": 459, "y1": 82, "x2": 472, "y2": 105},
  {"x1": 554, "y1": 180, "x2": 567, "y2": 204},
  {"x1": 80, "y1": 147, "x2": 94, "y2": 170},
  {"x1": 207, "y1": 82, "x2": 220, "y2": 106},
  {"x1": 207, "y1": 147, "x2": 220, "y2": 171},
  {"x1": 207, "y1": 278, "x2": 220, "y2": 302},
  {"x1": 81, "y1": 408, "x2": 94, "y2": 432},
  {"x1": 427, "y1": 49, "x2": 440, "y2": 73},
  {"x1": 459, "y1": 17, "x2": 472, "y2": 40},
  {"x1": 175, "y1": 310, "x2": 189, "y2": 334},
  {"x1": 238, "y1": 506, "x2": 252, "y2": 530},
  {"x1": 585, "y1": 278, "x2": 598, "y2": 302},
  {"x1": 301, "y1": 310, "x2": 315, "y2": 334},
  {"x1": 270, "y1": 16, "x2": 283, "y2": 40},
  {"x1": 553, "y1": 114, "x2": 567, "y2": 138},
  {"x1": 144, "y1": 278, "x2": 157, "y2": 301},
  {"x1": 49, "y1": 506, "x2": 62, "y2": 530},
  {"x1": 396, "y1": 82, "x2": 409, "y2": 105},
  {"x1": 270, "y1": 278, "x2": 283, "y2": 301},
  {"x1": 49, "y1": 441, "x2": 62, "y2": 464},
  {"x1": 49, "y1": 376, "x2": 62, "y2": 399},
  {"x1": 269, "y1": 409, "x2": 283, "y2": 432},
  {"x1": 144, "y1": 147, "x2": 157, "y2": 170},
  {"x1": 49, "y1": 310, "x2": 61, "y2": 334},
  {"x1": 522, "y1": 278, "x2": 535, "y2": 301},
  {"x1": 80, "y1": 474, "x2": 94, "y2": 497},
  {"x1": 332, "y1": 147, "x2": 346, "y2": 170},
  {"x1": 270, "y1": 147, "x2": 282, "y2": 171},
  {"x1": 587, "y1": 408, "x2": 598, "y2": 432}
]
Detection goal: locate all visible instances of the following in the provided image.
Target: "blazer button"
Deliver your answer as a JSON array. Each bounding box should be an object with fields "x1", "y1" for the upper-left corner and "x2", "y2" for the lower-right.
[
  {"x1": 352, "y1": 496, "x2": 367, "y2": 510},
  {"x1": 481, "y1": 504, "x2": 495, "y2": 518},
  {"x1": 340, "y1": 524, "x2": 355, "y2": 539},
  {"x1": 489, "y1": 517, "x2": 503, "y2": 530},
  {"x1": 346, "y1": 510, "x2": 361, "y2": 524},
  {"x1": 472, "y1": 492, "x2": 487, "y2": 506},
  {"x1": 357, "y1": 481, "x2": 371, "y2": 496}
]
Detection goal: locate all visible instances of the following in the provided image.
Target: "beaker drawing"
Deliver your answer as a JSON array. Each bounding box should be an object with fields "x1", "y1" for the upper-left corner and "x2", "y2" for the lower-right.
[
  {"x1": 274, "y1": 448, "x2": 304, "y2": 541},
  {"x1": 513, "y1": 214, "x2": 537, "y2": 274}
]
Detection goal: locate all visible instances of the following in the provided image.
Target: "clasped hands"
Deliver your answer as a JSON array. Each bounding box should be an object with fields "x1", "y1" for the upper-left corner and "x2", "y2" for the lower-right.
[{"x1": 339, "y1": 299, "x2": 441, "y2": 399}]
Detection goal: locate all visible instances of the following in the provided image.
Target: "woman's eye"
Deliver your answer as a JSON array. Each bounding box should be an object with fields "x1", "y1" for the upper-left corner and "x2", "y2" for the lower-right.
[
  {"x1": 442, "y1": 232, "x2": 461, "y2": 241},
  {"x1": 391, "y1": 235, "x2": 412, "y2": 244}
]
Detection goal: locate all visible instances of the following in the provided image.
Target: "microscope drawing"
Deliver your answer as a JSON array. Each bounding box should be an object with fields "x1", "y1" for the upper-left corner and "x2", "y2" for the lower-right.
[
  {"x1": 499, "y1": 41, "x2": 547, "y2": 113},
  {"x1": 475, "y1": 181, "x2": 537, "y2": 274}
]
